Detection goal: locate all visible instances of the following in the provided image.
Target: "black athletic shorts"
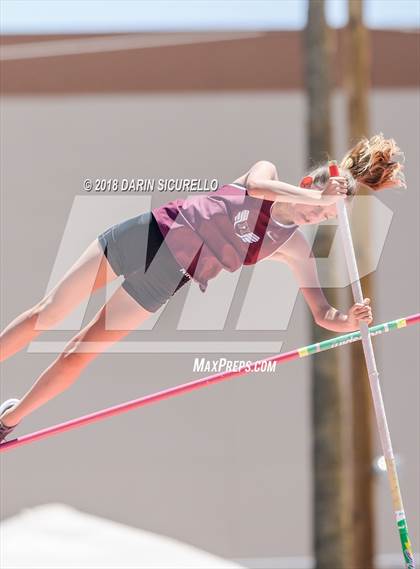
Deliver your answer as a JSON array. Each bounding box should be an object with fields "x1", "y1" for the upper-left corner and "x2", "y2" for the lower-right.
[{"x1": 97, "y1": 212, "x2": 191, "y2": 312}]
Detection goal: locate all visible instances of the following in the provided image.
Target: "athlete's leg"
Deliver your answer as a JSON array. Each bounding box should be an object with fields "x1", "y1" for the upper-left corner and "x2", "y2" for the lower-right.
[
  {"x1": 0, "y1": 238, "x2": 118, "y2": 362},
  {"x1": 0, "y1": 285, "x2": 152, "y2": 427}
]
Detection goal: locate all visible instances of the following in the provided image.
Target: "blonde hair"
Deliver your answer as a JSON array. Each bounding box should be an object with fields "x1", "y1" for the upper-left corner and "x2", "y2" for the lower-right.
[
  {"x1": 308, "y1": 133, "x2": 405, "y2": 194},
  {"x1": 340, "y1": 133, "x2": 405, "y2": 191}
]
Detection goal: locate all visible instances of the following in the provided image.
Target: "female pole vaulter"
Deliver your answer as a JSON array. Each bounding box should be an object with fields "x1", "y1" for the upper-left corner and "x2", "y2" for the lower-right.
[{"x1": 0, "y1": 133, "x2": 405, "y2": 443}]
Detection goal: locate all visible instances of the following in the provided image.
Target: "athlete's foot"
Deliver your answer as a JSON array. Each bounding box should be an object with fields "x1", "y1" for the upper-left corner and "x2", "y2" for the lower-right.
[{"x1": 0, "y1": 398, "x2": 20, "y2": 443}]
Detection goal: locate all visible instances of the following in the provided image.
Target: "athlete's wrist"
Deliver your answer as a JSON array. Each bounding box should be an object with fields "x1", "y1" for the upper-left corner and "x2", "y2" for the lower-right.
[{"x1": 317, "y1": 306, "x2": 351, "y2": 332}]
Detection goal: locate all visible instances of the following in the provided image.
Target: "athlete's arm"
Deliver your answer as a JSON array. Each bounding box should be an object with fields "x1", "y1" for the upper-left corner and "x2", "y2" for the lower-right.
[
  {"x1": 245, "y1": 160, "x2": 346, "y2": 206},
  {"x1": 270, "y1": 230, "x2": 372, "y2": 332}
]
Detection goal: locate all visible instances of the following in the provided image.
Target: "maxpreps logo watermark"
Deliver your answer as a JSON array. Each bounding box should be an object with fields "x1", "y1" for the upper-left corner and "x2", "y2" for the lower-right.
[
  {"x1": 27, "y1": 193, "x2": 394, "y2": 355},
  {"x1": 193, "y1": 358, "x2": 277, "y2": 373}
]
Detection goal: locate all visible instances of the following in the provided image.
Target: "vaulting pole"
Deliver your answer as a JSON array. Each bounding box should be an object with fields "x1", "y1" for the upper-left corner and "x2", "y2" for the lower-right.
[{"x1": 330, "y1": 160, "x2": 416, "y2": 569}]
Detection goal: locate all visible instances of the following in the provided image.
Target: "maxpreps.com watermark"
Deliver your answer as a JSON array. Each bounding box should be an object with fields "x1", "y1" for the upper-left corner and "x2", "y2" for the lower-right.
[
  {"x1": 193, "y1": 358, "x2": 277, "y2": 373},
  {"x1": 27, "y1": 193, "x2": 394, "y2": 355},
  {"x1": 83, "y1": 178, "x2": 219, "y2": 192}
]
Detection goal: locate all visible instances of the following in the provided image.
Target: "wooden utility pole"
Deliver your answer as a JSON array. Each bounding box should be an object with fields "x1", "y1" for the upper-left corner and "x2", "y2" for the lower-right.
[
  {"x1": 304, "y1": 2, "x2": 349, "y2": 567},
  {"x1": 345, "y1": 1, "x2": 375, "y2": 567}
]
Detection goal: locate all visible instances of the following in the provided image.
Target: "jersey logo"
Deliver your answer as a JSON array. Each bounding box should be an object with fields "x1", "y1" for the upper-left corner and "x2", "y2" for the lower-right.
[{"x1": 234, "y1": 210, "x2": 260, "y2": 244}]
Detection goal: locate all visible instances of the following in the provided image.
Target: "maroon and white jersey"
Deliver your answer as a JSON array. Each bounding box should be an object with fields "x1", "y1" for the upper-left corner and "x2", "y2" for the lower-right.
[{"x1": 152, "y1": 183, "x2": 298, "y2": 292}]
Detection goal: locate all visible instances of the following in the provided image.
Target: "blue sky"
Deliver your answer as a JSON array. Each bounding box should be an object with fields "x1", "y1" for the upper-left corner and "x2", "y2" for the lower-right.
[{"x1": 1, "y1": 0, "x2": 419, "y2": 33}]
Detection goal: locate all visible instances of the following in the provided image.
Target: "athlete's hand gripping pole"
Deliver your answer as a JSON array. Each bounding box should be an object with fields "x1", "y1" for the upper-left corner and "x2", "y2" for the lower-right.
[{"x1": 329, "y1": 160, "x2": 415, "y2": 569}]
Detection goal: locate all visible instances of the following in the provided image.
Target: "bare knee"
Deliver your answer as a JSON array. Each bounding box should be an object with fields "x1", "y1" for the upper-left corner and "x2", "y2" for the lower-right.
[
  {"x1": 32, "y1": 296, "x2": 66, "y2": 328},
  {"x1": 59, "y1": 318, "x2": 113, "y2": 372},
  {"x1": 59, "y1": 334, "x2": 95, "y2": 371}
]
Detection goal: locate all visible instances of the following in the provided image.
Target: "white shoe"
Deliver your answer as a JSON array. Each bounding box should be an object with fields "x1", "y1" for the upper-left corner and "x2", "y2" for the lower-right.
[{"x1": 0, "y1": 398, "x2": 20, "y2": 443}]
